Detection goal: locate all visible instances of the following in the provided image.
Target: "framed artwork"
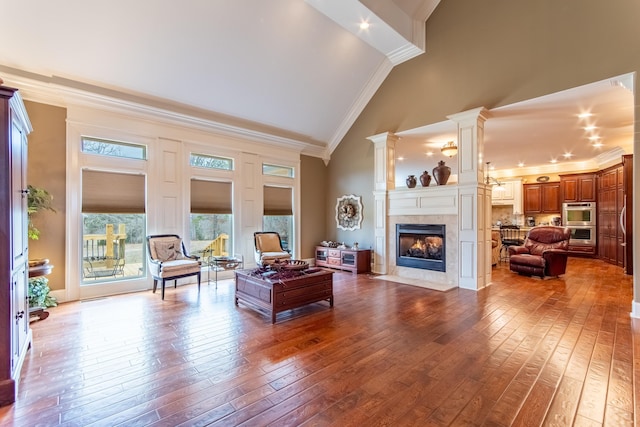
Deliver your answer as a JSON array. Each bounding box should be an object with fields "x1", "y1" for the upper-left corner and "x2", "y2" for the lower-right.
[{"x1": 336, "y1": 194, "x2": 362, "y2": 231}]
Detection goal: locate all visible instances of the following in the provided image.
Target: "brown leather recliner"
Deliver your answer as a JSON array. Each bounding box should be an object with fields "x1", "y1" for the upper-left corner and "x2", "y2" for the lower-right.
[{"x1": 508, "y1": 226, "x2": 571, "y2": 278}]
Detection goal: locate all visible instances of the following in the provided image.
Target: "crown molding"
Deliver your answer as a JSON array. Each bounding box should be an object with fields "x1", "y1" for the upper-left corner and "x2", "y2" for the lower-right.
[
  {"x1": 479, "y1": 146, "x2": 628, "y2": 179},
  {"x1": 494, "y1": 159, "x2": 600, "y2": 179},
  {"x1": 326, "y1": 59, "x2": 394, "y2": 158},
  {"x1": 594, "y1": 146, "x2": 627, "y2": 168},
  {"x1": 2, "y1": 70, "x2": 330, "y2": 159},
  {"x1": 388, "y1": 42, "x2": 424, "y2": 66}
]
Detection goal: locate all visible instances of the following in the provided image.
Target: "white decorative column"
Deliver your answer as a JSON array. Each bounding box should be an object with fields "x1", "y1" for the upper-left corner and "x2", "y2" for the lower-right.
[
  {"x1": 367, "y1": 132, "x2": 397, "y2": 274},
  {"x1": 447, "y1": 108, "x2": 492, "y2": 290}
]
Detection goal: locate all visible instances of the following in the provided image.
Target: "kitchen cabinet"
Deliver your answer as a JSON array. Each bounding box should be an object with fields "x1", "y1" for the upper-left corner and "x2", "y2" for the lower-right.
[
  {"x1": 560, "y1": 172, "x2": 596, "y2": 202},
  {"x1": 597, "y1": 162, "x2": 627, "y2": 268},
  {"x1": 0, "y1": 85, "x2": 32, "y2": 406},
  {"x1": 491, "y1": 179, "x2": 523, "y2": 213},
  {"x1": 523, "y1": 182, "x2": 561, "y2": 214}
]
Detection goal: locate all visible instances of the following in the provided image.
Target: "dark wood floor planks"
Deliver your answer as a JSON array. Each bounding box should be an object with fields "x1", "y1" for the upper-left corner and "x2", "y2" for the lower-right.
[{"x1": 0, "y1": 257, "x2": 637, "y2": 426}]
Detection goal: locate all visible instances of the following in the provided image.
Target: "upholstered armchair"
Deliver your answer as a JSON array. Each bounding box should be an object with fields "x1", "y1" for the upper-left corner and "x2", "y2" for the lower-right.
[
  {"x1": 491, "y1": 230, "x2": 501, "y2": 266},
  {"x1": 254, "y1": 232, "x2": 291, "y2": 265},
  {"x1": 508, "y1": 226, "x2": 571, "y2": 278},
  {"x1": 147, "y1": 234, "x2": 201, "y2": 300}
]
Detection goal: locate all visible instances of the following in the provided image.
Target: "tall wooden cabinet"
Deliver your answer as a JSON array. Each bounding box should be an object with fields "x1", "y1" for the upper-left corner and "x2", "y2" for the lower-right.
[
  {"x1": 0, "y1": 85, "x2": 32, "y2": 405},
  {"x1": 597, "y1": 164, "x2": 624, "y2": 267},
  {"x1": 597, "y1": 156, "x2": 634, "y2": 274}
]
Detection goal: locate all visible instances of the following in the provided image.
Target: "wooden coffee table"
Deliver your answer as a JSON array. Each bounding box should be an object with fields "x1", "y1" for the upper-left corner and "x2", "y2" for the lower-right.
[{"x1": 235, "y1": 268, "x2": 333, "y2": 323}]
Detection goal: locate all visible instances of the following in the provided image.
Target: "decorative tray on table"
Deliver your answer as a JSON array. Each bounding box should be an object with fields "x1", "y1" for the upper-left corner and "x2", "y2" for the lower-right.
[
  {"x1": 273, "y1": 259, "x2": 309, "y2": 271},
  {"x1": 250, "y1": 260, "x2": 314, "y2": 281}
]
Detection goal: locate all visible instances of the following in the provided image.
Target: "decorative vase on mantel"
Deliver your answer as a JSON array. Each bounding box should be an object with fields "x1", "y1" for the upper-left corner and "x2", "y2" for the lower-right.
[
  {"x1": 419, "y1": 171, "x2": 432, "y2": 187},
  {"x1": 406, "y1": 175, "x2": 417, "y2": 188},
  {"x1": 433, "y1": 160, "x2": 451, "y2": 185}
]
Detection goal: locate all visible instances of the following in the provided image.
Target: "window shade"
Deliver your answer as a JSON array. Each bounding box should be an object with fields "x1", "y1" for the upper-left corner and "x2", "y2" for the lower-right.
[
  {"x1": 263, "y1": 186, "x2": 292, "y2": 216},
  {"x1": 190, "y1": 179, "x2": 232, "y2": 214},
  {"x1": 82, "y1": 170, "x2": 145, "y2": 213}
]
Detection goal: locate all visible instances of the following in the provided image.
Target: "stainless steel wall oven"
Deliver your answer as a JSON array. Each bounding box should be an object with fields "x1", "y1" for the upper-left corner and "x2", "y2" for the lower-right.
[
  {"x1": 562, "y1": 202, "x2": 596, "y2": 226},
  {"x1": 567, "y1": 225, "x2": 595, "y2": 246}
]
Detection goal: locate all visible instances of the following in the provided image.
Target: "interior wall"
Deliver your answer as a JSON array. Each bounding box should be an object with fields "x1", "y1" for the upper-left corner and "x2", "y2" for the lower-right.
[
  {"x1": 328, "y1": 0, "x2": 640, "y2": 256},
  {"x1": 22, "y1": 100, "x2": 325, "y2": 296},
  {"x1": 299, "y1": 155, "x2": 327, "y2": 258},
  {"x1": 25, "y1": 101, "x2": 67, "y2": 291}
]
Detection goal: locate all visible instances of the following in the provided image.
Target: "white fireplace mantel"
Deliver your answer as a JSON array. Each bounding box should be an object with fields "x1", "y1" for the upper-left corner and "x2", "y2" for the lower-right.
[
  {"x1": 388, "y1": 185, "x2": 458, "y2": 216},
  {"x1": 368, "y1": 107, "x2": 494, "y2": 291}
]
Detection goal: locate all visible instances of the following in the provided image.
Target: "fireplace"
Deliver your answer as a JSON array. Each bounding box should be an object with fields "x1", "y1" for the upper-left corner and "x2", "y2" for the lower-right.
[{"x1": 396, "y1": 224, "x2": 446, "y2": 272}]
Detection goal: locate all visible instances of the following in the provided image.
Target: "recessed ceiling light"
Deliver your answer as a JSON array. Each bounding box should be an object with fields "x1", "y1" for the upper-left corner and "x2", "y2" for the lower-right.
[
  {"x1": 517, "y1": 162, "x2": 525, "y2": 167},
  {"x1": 563, "y1": 153, "x2": 573, "y2": 158},
  {"x1": 588, "y1": 135, "x2": 600, "y2": 141},
  {"x1": 592, "y1": 142, "x2": 604, "y2": 148},
  {"x1": 550, "y1": 159, "x2": 558, "y2": 164},
  {"x1": 397, "y1": 156, "x2": 404, "y2": 161},
  {"x1": 578, "y1": 112, "x2": 593, "y2": 119},
  {"x1": 426, "y1": 152, "x2": 434, "y2": 156},
  {"x1": 359, "y1": 21, "x2": 370, "y2": 30},
  {"x1": 584, "y1": 125, "x2": 597, "y2": 131}
]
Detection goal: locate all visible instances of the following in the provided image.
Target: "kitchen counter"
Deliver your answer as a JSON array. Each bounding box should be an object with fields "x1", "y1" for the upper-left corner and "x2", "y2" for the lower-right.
[
  {"x1": 492, "y1": 226, "x2": 533, "y2": 241},
  {"x1": 491, "y1": 226, "x2": 533, "y2": 232}
]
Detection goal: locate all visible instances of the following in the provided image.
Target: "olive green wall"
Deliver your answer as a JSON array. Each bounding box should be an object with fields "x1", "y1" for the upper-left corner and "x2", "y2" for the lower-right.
[
  {"x1": 25, "y1": 101, "x2": 67, "y2": 291},
  {"x1": 299, "y1": 155, "x2": 327, "y2": 258},
  {"x1": 328, "y1": 0, "x2": 639, "y2": 247}
]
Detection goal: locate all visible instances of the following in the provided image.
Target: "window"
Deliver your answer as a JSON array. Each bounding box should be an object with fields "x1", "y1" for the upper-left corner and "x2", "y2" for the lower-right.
[
  {"x1": 263, "y1": 163, "x2": 294, "y2": 177},
  {"x1": 191, "y1": 153, "x2": 233, "y2": 171},
  {"x1": 190, "y1": 179, "x2": 233, "y2": 258},
  {"x1": 263, "y1": 186, "x2": 293, "y2": 251},
  {"x1": 82, "y1": 137, "x2": 147, "y2": 160},
  {"x1": 81, "y1": 170, "x2": 146, "y2": 283}
]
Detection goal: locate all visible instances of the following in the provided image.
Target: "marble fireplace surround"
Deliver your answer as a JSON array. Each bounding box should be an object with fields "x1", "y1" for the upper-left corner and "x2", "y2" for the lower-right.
[{"x1": 378, "y1": 186, "x2": 460, "y2": 291}]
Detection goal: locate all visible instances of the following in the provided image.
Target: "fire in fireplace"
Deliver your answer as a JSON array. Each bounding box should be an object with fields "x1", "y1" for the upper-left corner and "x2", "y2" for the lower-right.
[{"x1": 396, "y1": 224, "x2": 446, "y2": 272}]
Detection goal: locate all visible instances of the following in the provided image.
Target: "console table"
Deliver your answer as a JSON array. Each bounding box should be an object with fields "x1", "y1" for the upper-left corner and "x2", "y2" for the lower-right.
[
  {"x1": 315, "y1": 246, "x2": 371, "y2": 274},
  {"x1": 235, "y1": 268, "x2": 333, "y2": 323}
]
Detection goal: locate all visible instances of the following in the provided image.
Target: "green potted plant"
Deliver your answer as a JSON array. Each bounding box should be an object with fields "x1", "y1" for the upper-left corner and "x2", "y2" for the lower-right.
[
  {"x1": 28, "y1": 276, "x2": 57, "y2": 308},
  {"x1": 27, "y1": 185, "x2": 57, "y2": 309},
  {"x1": 27, "y1": 184, "x2": 55, "y2": 240}
]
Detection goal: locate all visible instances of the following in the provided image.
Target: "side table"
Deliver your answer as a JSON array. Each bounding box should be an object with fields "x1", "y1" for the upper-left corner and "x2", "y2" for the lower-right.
[{"x1": 207, "y1": 255, "x2": 244, "y2": 288}]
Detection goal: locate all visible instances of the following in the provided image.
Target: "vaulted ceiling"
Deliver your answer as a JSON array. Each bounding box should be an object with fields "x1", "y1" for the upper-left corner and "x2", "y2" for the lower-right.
[
  {"x1": 0, "y1": 0, "x2": 633, "y2": 173},
  {"x1": 0, "y1": 0, "x2": 439, "y2": 159}
]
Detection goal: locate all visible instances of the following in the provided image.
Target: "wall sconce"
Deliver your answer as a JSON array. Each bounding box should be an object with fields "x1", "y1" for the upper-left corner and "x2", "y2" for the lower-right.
[
  {"x1": 440, "y1": 141, "x2": 458, "y2": 157},
  {"x1": 485, "y1": 162, "x2": 505, "y2": 191}
]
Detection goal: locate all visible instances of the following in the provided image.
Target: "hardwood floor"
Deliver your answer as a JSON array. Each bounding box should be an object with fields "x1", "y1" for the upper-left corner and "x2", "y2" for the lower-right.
[{"x1": 0, "y1": 258, "x2": 637, "y2": 426}]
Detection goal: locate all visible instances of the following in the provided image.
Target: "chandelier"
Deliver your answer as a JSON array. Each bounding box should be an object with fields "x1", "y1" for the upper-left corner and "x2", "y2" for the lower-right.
[
  {"x1": 485, "y1": 162, "x2": 505, "y2": 191},
  {"x1": 441, "y1": 141, "x2": 458, "y2": 157}
]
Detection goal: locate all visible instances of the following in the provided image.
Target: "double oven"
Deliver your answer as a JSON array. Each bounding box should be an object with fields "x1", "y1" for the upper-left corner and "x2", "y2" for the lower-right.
[{"x1": 562, "y1": 202, "x2": 596, "y2": 246}]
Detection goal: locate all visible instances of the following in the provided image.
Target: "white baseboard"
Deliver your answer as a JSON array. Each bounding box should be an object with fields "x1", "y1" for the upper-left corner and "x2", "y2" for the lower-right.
[
  {"x1": 631, "y1": 301, "x2": 640, "y2": 319},
  {"x1": 49, "y1": 289, "x2": 66, "y2": 304}
]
